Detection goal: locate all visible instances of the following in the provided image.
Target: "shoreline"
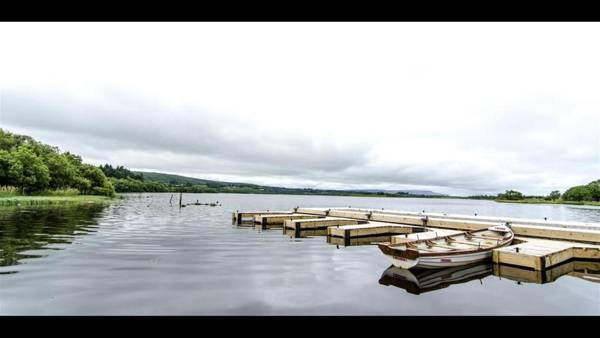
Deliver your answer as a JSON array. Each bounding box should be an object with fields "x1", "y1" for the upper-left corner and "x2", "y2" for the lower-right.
[
  {"x1": 495, "y1": 199, "x2": 600, "y2": 207},
  {"x1": 2, "y1": 192, "x2": 599, "y2": 207},
  {"x1": 0, "y1": 195, "x2": 115, "y2": 206}
]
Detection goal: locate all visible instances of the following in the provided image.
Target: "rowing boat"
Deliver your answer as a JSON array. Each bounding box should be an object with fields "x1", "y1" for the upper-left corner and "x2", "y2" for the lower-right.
[{"x1": 377, "y1": 224, "x2": 514, "y2": 269}]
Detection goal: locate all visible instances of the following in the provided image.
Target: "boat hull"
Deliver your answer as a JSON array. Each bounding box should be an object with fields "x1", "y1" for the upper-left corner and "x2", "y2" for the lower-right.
[
  {"x1": 385, "y1": 250, "x2": 493, "y2": 269},
  {"x1": 378, "y1": 224, "x2": 514, "y2": 269}
]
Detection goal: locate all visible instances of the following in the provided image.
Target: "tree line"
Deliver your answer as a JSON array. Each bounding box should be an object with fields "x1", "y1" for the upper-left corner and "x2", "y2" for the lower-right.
[
  {"x1": 562, "y1": 180, "x2": 600, "y2": 202},
  {"x1": 0, "y1": 129, "x2": 115, "y2": 196},
  {"x1": 495, "y1": 181, "x2": 600, "y2": 202}
]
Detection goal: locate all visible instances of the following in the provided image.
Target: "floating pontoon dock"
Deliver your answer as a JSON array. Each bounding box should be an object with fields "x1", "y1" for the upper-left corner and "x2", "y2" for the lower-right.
[
  {"x1": 232, "y1": 210, "x2": 294, "y2": 225},
  {"x1": 232, "y1": 207, "x2": 600, "y2": 271}
]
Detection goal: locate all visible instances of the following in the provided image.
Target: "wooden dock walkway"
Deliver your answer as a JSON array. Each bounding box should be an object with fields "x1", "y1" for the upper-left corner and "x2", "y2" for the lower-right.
[
  {"x1": 283, "y1": 217, "x2": 368, "y2": 236},
  {"x1": 493, "y1": 237, "x2": 600, "y2": 270},
  {"x1": 327, "y1": 222, "x2": 424, "y2": 243},
  {"x1": 232, "y1": 210, "x2": 294, "y2": 225},
  {"x1": 295, "y1": 207, "x2": 600, "y2": 244},
  {"x1": 493, "y1": 260, "x2": 600, "y2": 284},
  {"x1": 232, "y1": 207, "x2": 600, "y2": 271},
  {"x1": 253, "y1": 213, "x2": 324, "y2": 228},
  {"x1": 296, "y1": 207, "x2": 600, "y2": 231}
]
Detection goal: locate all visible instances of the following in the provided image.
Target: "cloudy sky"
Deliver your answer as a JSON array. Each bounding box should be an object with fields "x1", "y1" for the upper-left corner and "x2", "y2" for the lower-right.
[{"x1": 1, "y1": 22, "x2": 599, "y2": 196}]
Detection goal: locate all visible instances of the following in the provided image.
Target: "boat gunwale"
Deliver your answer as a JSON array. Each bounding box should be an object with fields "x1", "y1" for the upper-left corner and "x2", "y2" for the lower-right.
[{"x1": 378, "y1": 228, "x2": 514, "y2": 258}]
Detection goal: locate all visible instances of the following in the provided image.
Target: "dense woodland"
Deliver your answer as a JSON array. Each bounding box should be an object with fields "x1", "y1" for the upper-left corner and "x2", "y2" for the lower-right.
[
  {"x1": 0, "y1": 129, "x2": 115, "y2": 196},
  {"x1": 1, "y1": 128, "x2": 599, "y2": 203}
]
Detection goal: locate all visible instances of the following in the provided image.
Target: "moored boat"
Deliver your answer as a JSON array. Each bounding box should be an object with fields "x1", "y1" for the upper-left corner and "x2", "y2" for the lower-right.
[{"x1": 377, "y1": 224, "x2": 514, "y2": 269}]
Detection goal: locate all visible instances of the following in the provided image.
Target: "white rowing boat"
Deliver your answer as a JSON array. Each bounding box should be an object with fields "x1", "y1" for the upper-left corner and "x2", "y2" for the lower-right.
[{"x1": 377, "y1": 224, "x2": 514, "y2": 269}]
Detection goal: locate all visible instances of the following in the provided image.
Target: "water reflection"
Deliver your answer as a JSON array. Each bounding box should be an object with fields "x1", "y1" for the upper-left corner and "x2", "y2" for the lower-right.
[
  {"x1": 0, "y1": 203, "x2": 108, "y2": 269},
  {"x1": 1, "y1": 193, "x2": 599, "y2": 315},
  {"x1": 379, "y1": 263, "x2": 493, "y2": 295},
  {"x1": 493, "y1": 260, "x2": 600, "y2": 284},
  {"x1": 380, "y1": 260, "x2": 600, "y2": 295}
]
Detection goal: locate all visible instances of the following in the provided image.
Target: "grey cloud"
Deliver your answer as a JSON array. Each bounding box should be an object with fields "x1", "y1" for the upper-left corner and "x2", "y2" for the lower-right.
[
  {"x1": 2, "y1": 87, "x2": 597, "y2": 196},
  {"x1": 1, "y1": 88, "x2": 369, "y2": 175}
]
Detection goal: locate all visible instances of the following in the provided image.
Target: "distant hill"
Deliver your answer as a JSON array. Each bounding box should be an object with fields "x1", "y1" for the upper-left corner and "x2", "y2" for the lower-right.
[
  {"x1": 138, "y1": 171, "x2": 234, "y2": 186},
  {"x1": 352, "y1": 189, "x2": 447, "y2": 196},
  {"x1": 137, "y1": 171, "x2": 447, "y2": 197},
  {"x1": 136, "y1": 171, "x2": 296, "y2": 191}
]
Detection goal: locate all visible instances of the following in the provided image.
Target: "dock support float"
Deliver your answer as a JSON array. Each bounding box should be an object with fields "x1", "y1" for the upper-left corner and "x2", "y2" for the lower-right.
[
  {"x1": 492, "y1": 237, "x2": 600, "y2": 271},
  {"x1": 327, "y1": 222, "x2": 426, "y2": 246},
  {"x1": 254, "y1": 213, "x2": 325, "y2": 229},
  {"x1": 284, "y1": 217, "x2": 367, "y2": 237},
  {"x1": 232, "y1": 210, "x2": 295, "y2": 225}
]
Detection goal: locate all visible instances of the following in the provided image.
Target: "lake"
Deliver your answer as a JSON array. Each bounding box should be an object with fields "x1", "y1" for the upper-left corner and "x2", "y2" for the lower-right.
[{"x1": 1, "y1": 193, "x2": 599, "y2": 315}]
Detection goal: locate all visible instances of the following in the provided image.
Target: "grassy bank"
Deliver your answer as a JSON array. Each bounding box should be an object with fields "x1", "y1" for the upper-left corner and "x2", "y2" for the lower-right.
[
  {"x1": 495, "y1": 199, "x2": 600, "y2": 206},
  {"x1": 0, "y1": 195, "x2": 115, "y2": 206}
]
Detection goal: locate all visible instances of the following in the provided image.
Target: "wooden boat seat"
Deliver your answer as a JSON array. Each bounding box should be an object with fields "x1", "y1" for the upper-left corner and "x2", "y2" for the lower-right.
[
  {"x1": 465, "y1": 234, "x2": 504, "y2": 241},
  {"x1": 411, "y1": 246, "x2": 449, "y2": 253},
  {"x1": 448, "y1": 239, "x2": 491, "y2": 247},
  {"x1": 424, "y1": 243, "x2": 467, "y2": 251}
]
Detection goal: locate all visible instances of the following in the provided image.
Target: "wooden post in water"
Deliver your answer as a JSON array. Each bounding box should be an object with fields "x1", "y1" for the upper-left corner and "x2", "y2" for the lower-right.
[{"x1": 179, "y1": 192, "x2": 183, "y2": 208}]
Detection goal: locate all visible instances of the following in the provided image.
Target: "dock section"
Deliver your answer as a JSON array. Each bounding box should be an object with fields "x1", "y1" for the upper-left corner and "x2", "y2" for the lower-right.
[
  {"x1": 232, "y1": 210, "x2": 294, "y2": 225},
  {"x1": 493, "y1": 260, "x2": 600, "y2": 284},
  {"x1": 296, "y1": 207, "x2": 600, "y2": 244},
  {"x1": 327, "y1": 222, "x2": 425, "y2": 244},
  {"x1": 327, "y1": 235, "x2": 393, "y2": 246},
  {"x1": 253, "y1": 213, "x2": 324, "y2": 229},
  {"x1": 284, "y1": 217, "x2": 368, "y2": 237},
  {"x1": 284, "y1": 217, "x2": 367, "y2": 231},
  {"x1": 234, "y1": 207, "x2": 600, "y2": 272},
  {"x1": 492, "y1": 237, "x2": 600, "y2": 270},
  {"x1": 307, "y1": 207, "x2": 600, "y2": 231}
]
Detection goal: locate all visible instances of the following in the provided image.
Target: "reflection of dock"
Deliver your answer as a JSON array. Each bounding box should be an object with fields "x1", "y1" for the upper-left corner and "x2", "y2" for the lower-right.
[
  {"x1": 379, "y1": 263, "x2": 493, "y2": 295},
  {"x1": 494, "y1": 260, "x2": 600, "y2": 284}
]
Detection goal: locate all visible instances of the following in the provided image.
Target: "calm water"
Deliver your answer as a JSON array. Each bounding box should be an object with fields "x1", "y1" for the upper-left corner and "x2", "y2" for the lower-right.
[{"x1": 1, "y1": 193, "x2": 599, "y2": 315}]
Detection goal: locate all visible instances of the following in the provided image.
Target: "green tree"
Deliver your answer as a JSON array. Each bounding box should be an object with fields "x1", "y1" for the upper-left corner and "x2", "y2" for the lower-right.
[
  {"x1": 562, "y1": 185, "x2": 592, "y2": 202},
  {"x1": 8, "y1": 146, "x2": 50, "y2": 193},
  {"x1": 587, "y1": 181, "x2": 600, "y2": 202},
  {"x1": 0, "y1": 150, "x2": 13, "y2": 186},
  {"x1": 80, "y1": 164, "x2": 115, "y2": 196},
  {"x1": 72, "y1": 176, "x2": 92, "y2": 193},
  {"x1": 0, "y1": 129, "x2": 17, "y2": 151},
  {"x1": 498, "y1": 190, "x2": 523, "y2": 200},
  {"x1": 45, "y1": 153, "x2": 79, "y2": 189},
  {"x1": 548, "y1": 190, "x2": 561, "y2": 200}
]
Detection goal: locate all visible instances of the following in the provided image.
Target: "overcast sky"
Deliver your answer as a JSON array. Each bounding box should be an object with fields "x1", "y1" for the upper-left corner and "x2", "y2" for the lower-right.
[{"x1": 1, "y1": 22, "x2": 599, "y2": 196}]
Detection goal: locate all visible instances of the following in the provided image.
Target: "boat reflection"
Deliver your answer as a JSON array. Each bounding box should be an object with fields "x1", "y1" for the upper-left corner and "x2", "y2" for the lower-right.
[
  {"x1": 380, "y1": 260, "x2": 600, "y2": 294},
  {"x1": 379, "y1": 262, "x2": 493, "y2": 295}
]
